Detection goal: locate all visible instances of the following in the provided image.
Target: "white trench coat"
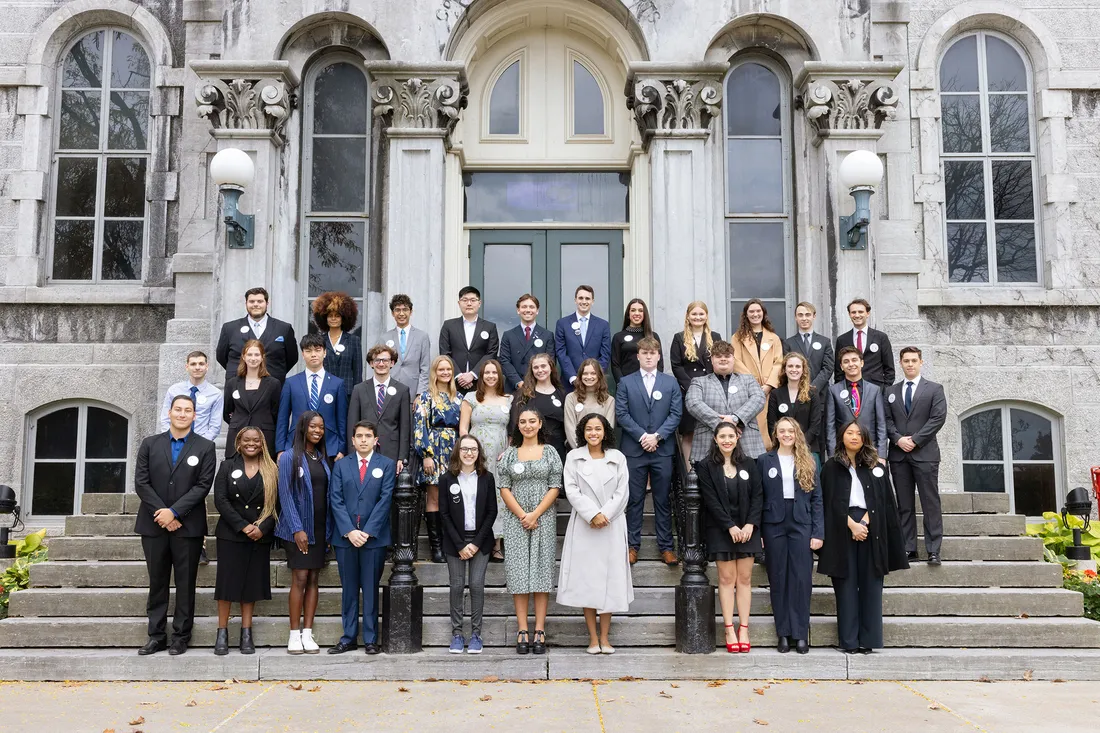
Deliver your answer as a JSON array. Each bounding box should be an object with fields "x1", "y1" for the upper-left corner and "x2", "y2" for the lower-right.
[{"x1": 557, "y1": 447, "x2": 634, "y2": 613}]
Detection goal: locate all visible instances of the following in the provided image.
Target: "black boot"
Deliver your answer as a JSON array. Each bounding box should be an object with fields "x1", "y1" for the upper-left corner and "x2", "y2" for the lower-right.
[
  {"x1": 214, "y1": 628, "x2": 229, "y2": 656},
  {"x1": 239, "y1": 627, "x2": 255, "y2": 655},
  {"x1": 425, "y1": 511, "x2": 445, "y2": 564}
]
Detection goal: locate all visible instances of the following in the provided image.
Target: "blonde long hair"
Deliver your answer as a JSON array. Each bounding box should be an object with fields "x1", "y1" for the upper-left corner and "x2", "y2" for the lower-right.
[
  {"x1": 780, "y1": 352, "x2": 812, "y2": 404},
  {"x1": 428, "y1": 355, "x2": 458, "y2": 404},
  {"x1": 681, "y1": 301, "x2": 714, "y2": 363},
  {"x1": 235, "y1": 427, "x2": 279, "y2": 525},
  {"x1": 773, "y1": 417, "x2": 816, "y2": 493}
]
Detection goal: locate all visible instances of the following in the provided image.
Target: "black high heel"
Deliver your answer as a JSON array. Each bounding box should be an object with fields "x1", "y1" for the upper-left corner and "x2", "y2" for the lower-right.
[
  {"x1": 532, "y1": 630, "x2": 547, "y2": 655},
  {"x1": 516, "y1": 630, "x2": 530, "y2": 655}
]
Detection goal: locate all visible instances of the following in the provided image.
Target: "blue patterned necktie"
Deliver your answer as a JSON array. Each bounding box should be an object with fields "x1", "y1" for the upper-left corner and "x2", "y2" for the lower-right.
[
  {"x1": 189, "y1": 385, "x2": 198, "y2": 405},
  {"x1": 309, "y1": 374, "x2": 320, "y2": 411},
  {"x1": 377, "y1": 383, "x2": 386, "y2": 413},
  {"x1": 400, "y1": 328, "x2": 407, "y2": 358},
  {"x1": 905, "y1": 381, "x2": 914, "y2": 415}
]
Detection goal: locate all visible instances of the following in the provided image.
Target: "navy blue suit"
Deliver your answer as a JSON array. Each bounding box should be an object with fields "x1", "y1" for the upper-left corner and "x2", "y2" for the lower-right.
[
  {"x1": 758, "y1": 450, "x2": 823, "y2": 642},
  {"x1": 615, "y1": 370, "x2": 682, "y2": 552},
  {"x1": 328, "y1": 452, "x2": 395, "y2": 646},
  {"x1": 499, "y1": 323, "x2": 556, "y2": 392},
  {"x1": 555, "y1": 313, "x2": 611, "y2": 390},
  {"x1": 276, "y1": 370, "x2": 347, "y2": 457}
]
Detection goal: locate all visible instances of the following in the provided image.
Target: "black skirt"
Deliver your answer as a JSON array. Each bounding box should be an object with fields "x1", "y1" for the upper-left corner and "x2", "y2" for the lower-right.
[
  {"x1": 214, "y1": 538, "x2": 272, "y2": 602},
  {"x1": 286, "y1": 453, "x2": 329, "y2": 570}
]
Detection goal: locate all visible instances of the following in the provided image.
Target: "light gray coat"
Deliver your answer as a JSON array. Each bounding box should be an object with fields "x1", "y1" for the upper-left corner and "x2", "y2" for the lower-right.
[
  {"x1": 685, "y1": 373, "x2": 767, "y2": 461},
  {"x1": 382, "y1": 325, "x2": 431, "y2": 396}
]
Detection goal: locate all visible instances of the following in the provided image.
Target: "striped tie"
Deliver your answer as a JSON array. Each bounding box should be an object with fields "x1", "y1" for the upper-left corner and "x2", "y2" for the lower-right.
[
  {"x1": 377, "y1": 383, "x2": 386, "y2": 413},
  {"x1": 309, "y1": 374, "x2": 320, "y2": 411}
]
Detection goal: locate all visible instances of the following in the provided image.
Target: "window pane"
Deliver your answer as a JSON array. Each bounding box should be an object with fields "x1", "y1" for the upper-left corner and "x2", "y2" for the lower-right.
[
  {"x1": 963, "y1": 463, "x2": 1005, "y2": 493},
  {"x1": 947, "y1": 223, "x2": 988, "y2": 282},
  {"x1": 84, "y1": 463, "x2": 127, "y2": 494},
  {"x1": 988, "y1": 94, "x2": 1030, "y2": 152},
  {"x1": 726, "y1": 63, "x2": 781, "y2": 136},
  {"x1": 482, "y1": 244, "x2": 532, "y2": 333},
  {"x1": 727, "y1": 139, "x2": 783, "y2": 214},
  {"x1": 944, "y1": 161, "x2": 985, "y2": 220},
  {"x1": 995, "y1": 224, "x2": 1037, "y2": 283},
  {"x1": 1013, "y1": 464, "x2": 1056, "y2": 516},
  {"x1": 35, "y1": 408, "x2": 79, "y2": 459},
  {"x1": 464, "y1": 172, "x2": 628, "y2": 223},
  {"x1": 104, "y1": 158, "x2": 146, "y2": 217},
  {"x1": 313, "y1": 62, "x2": 368, "y2": 135},
  {"x1": 101, "y1": 220, "x2": 143, "y2": 280},
  {"x1": 489, "y1": 60, "x2": 520, "y2": 135},
  {"x1": 1010, "y1": 408, "x2": 1053, "y2": 461},
  {"x1": 573, "y1": 61, "x2": 604, "y2": 135},
  {"x1": 560, "y1": 244, "x2": 609, "y2": 323},
  {"x1": 730, "y1": 300, "x2": 787, "y2": 340},
  {"x1": 308, "y1": 221, "x2": 365, "y2": 298},
  {"x1": 985, "y1": 36, "x2": 1028, "y2": 92},
  {"x1": 86, "y1": 407, "x2": 128, "y2": 459},
  {"x1": 108, "y1": 91, "x2": 149, "y2": 150},
  {"x1": 55, "y1": 158, "x2": 98, "y2": 217},
  {"x1": 991, "y1": 161, "x2": 1033, "y2": 220},
  {"x1": 59, "y1": 91, "x2": 102, "y2": 149},
  {"x1": 63, "y1": 31, "x2": 104, "y2": 88},
  {"x1": 940, "y1": 95, "x2": 982, "y2": 153},
  {"x1": 728, "y1": 222, "x2": 785, "y2": 299},
  {"x1": 32, "y1": 463, "x2": 76, "y2": 515},
  {"x1": 110, "y1": 32, "x2": 150, "y2": 89},
  {"x1": 941, "y1": 35, "x2": 979, "y2": 92},
  {"x1": 310, "y1": 138, "x2": 366, "y2": 212},
  {"x1": 962, "y1": 409, "x2": 1002, "y2": 460},
  {"x1": 53, "y1": 220, "x2": 95, "y2": 280}
]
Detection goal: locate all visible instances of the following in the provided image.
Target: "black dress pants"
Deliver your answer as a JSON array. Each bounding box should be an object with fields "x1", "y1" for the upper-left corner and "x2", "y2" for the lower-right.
[
  {"x1": 762, "y1": 499, "x2": 813, "y2": 640},
  {"x1": 890, "y1": 458, "x2": 943, "y2": 554},
  {"x1": 831, "y1": 508, "x2": 884, "y2": 650},
  {"x1": 142, "y1": 534, "x2": 204, "y2": 644}
]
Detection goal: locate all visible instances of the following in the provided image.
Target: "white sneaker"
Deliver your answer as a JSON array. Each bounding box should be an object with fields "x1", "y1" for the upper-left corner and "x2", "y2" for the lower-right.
[
  {"x1": 287, "y1": 629, "x2": 304, "y2": 655},
  {"x1": 301, "y1": 628, "x2": 320, "y2": 654}
]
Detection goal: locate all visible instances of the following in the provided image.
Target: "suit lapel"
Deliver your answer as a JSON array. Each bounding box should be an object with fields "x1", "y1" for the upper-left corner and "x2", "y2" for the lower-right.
[{"x1": 169, "y1": 435, "x2": 195, "y2": 476}]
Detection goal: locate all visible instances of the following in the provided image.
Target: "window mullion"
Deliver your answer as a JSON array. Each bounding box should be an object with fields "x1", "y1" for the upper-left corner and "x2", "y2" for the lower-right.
[
  {"x1": 1001, "y1": 407, "x2": 1015, "y2": 513},
  {"x1": 75, "y1": 405, "x2": 88, "y2": 514}
]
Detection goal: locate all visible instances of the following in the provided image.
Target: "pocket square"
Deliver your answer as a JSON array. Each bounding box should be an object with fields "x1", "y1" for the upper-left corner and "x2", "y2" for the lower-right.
[{"x1": 275, "y1": 336, "x2": 284, "y2": 342}]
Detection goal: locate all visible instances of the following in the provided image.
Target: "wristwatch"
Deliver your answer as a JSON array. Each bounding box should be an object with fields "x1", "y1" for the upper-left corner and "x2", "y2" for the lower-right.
[{"x1": 859, "y1": 519, "x2": 869, "y2": 527}]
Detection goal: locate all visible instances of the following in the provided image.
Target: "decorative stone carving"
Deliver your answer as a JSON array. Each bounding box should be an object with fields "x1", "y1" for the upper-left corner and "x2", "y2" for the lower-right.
[
  {"x1": 794, "y1": 62, "x2": 904, "y2": 139},
  {"x1": 190, "y1": 62, "x2": 299, "y2": 146},
  {"x1": 370, "y1": 67, "x2": 469, "y2": 136},
  {"x1": 625, "y1": 64, "x2": 727, "y2": 144}
]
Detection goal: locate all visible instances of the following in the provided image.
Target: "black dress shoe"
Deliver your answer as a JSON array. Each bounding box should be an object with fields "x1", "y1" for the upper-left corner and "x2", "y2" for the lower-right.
[
  {"x1": 199, "y1": 546, "x2": 210, "y2": 566},
  {"x1": 168, "y1": 639, "x2": 188, "y2": 656},
  {"x1": 138, "y1": 639, "x2": 167, "y2": 656},
  {"x1": 795, "y1": 639, "x2": 809, "y2": 655},
  {"x1": 214, "y1": 628, "x2": 229, "y2": 656},
  {"x1": 516, "y1": 630, "x2": 530, "y2": 655},
  {"x1": 364, "y1": 643, "x2": 382, "y2": 655},
  {"x1": 927, "y1": 552, "x2": 942, "y2": 566},
  {"x1": 531, "y1": 630, "x2": 546, "y2": 655},
  {"x1": 840, "y1": 647, "x2": 859, "y2": 654},
  {"x1": 239, "y1": 628, "x2": 255, "y2": 655},
  {"x1": 858, "y1": 647, "x2": 874, "y2": 654},
  {"x1": 777, "y1": 636, "x2": 790, "y2": 654},
  {"x1": 327, "y1": 640, "x2": 358, "y2": 654}
]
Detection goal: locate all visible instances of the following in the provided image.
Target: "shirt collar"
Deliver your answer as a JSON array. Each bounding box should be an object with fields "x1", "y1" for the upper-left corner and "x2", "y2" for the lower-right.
[
  {"x1": 306, "y1": 367, "x2": 326, "y2": 382},
  {"x1": 905, "y1": 374, "x2": 922, "y2": 390},
  {"x1": 463, "y1": 317, "x2": 479, "y2": 326},
  {"x1": 375, "y1": 376, "x2": 390, "y2": 389},
  {"x1": 249, "y1": 314, "x2": 268, "y2": 327},
  {"x1": 575, "y1": 312, "x2": 588, "y2": 321},
  {"x1": 356, "y1": 451, "x2": 373, "y2": 463},
  {"x1": 641, "y1": 369, "x2": 657, "y2": 378},
  {"x1": 169, "y1": 430, "x2": 190, "y2": 444}
]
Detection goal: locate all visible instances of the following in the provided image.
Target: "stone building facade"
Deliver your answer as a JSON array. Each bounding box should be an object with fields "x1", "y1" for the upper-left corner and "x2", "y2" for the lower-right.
[{"x1": 0, "y1": 0, "x2": 1097, "y2": 523}]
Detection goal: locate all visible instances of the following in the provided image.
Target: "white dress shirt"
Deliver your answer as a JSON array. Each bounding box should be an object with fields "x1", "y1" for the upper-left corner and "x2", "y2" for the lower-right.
[
  {"x1": 576, "y1": 313, "x2": 589, "y2": 344},
  {"x1": 458, "y1": 470, "x2": 478, "y2": 531},
  {"x1": 305, "y1": 368, "x2": 326, "y2": 402},
  {"x1": 641, "y1": 369, "x2": 657, "y2": 398},
  {"x1": 779, "y1": 454, "x2": 796, "y2": 500},
  {"x1": 848, "y1": 464, "x2": 867, "y2": 509},
  {"x1": 249, "y1": 314, "x2": 269, "y2": 339},
  {"x1": 904, "y1": 374, "x2": 922, "y2": 393}
]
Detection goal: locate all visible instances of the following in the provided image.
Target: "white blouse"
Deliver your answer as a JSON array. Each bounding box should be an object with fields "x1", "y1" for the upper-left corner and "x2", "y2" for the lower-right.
[
  {"x1": 779, "y1": 454, "x2": 796, "y2": 500},
  {"x1": 848, "y1": 464, "x2": 867, "y2": 509},
  {"x1": 458, "y1": 470, "x2": 478, "y2": 531}
]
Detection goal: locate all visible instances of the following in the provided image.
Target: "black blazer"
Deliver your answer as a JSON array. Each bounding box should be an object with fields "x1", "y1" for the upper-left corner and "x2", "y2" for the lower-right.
[
  {"x1": 670, "y1": 330, "x2": 724, "y2": 393},
  {"x1": 610, "y1": 330, "x2": 664, "y2": 384},
  {"x1": 133, "y1": 432, "x2": 217, "y2": 538},
  {"x1": 499, "y1": 323, "x2": 555, "y2": 392},
  {"x1": 695, "y1": 458, "x2": 763, "y2": 552},
  {"x1": 347, "y1": 377, "x2": 412, "y2": 463},
  {"x1": 816, "y1": 458, "x2": 908, "y2": 579},
  {"x1": 766, "y1": 385, "x2": 824, "y2": 454},
  {"x1": 834, "y1": 328, "x2": 895, "y2": 388},
  {"x1": 439, "y1": 317, "x2": 500, "y2": 391},
  {"x1": 437, "y1": 471, "x2": 498, "y2": 557},
  {"x1": 783, "y1": 331, "x2": 834, "y2": 395},
  {"x1": 757, "y1": 451, "x2": 823, "y2": 539},
  {"x1": 216, "y1": 316, "x2": 298, "y2": 383},
  {"x1": 223, "y1": 376, "x2": 282, "y2": 454},
  {"x1": 884, "y1": 378, "x2": 947, "y2": 463},
  {"x1": 213, "y1": 456, "x2": 277, "y2": 543}
]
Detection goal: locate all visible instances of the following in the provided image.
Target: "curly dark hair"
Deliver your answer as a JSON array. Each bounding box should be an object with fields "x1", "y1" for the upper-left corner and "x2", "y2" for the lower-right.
[
  {"x1": 574, "y1": 413, "x2": 615, "y2": 452},
  {"x1": 509, "y1": 406, "x2": 547, "y2": 447},
  {"x1": 312, "y1": 291, "x2": 359, "y2": 332}
]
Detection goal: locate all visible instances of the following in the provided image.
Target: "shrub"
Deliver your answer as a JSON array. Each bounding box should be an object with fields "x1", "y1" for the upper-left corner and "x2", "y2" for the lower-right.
[{"x1": 0, "y1": 529, "x2": 49, "y2": 620}]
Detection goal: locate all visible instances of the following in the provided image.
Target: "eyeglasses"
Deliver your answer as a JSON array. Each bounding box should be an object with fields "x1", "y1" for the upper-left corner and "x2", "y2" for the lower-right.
[
  {"x1": 459, "y1": 446, "x2": 479, "y2": 453},
  {"x1": 459, "y1": 297, "x2": 481, "y2": 304},
  {"x1": 373, "y1": 358, "x2": 392, "y2": 364}
]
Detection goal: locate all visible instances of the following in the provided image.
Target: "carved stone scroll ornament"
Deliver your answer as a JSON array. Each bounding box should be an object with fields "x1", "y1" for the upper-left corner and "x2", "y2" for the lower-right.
[
  {"x1": 802, "y1": 78, "x2": 898, "y2": 132},
  {"x1": 628, "y1": 77, "x2": 723, "y2": 137},
  {"x1": 195, "y1": 78, "x2": 295, "y2": 146},
  {"x1": 370, "y1": 75, "x2": 469, "y2": 135}
]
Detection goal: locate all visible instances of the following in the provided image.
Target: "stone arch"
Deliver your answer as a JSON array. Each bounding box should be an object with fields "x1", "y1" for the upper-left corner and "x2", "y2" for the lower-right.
[
  {"x1": 276, "y1": 12, "x2": 391, "y2": 78},
  {"x1": 26, "y1": 0, "x2": 173, "y2": 72},
  {"x1": 704, "y1": 13, "x2": 820, "y2": 71}
]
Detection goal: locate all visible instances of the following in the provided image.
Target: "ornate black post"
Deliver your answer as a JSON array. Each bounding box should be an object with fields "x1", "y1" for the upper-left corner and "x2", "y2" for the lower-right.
[
  {"x1": 675, "y1": 469, "x2": 714, "y2": 653},
  {"x1": 382, "y1": 464, "x2": 423, "y2": 653}
]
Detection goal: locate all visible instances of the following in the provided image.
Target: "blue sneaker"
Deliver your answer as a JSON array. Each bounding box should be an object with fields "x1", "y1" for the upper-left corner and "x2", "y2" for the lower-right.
[
  {"x1": 449, "y1": 634, "x2": 465, "y2": 654},
  {"x1": 467, "y1": 633, "x2": 483, "y2": 654}
]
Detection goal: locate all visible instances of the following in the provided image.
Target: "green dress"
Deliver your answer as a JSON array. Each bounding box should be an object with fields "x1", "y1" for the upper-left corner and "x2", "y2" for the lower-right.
[{"x1": 498, "y1": 444, "x2": 564, "y2": 594}]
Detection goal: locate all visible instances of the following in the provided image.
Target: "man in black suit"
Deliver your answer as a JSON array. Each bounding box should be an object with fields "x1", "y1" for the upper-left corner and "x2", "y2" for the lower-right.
[
  {"x1": 347, "y1": 344, "x2": 411, "y2": 472},
  {"x1": 783, "y1": 301, "x2": 834, "y2": 395},
  {"x1": 216, "y1": 287, "x2": 298, "y2": 382},
  {"x1": 439, "y1": 286, "x2": 500, "y2": 395},
  {"x1": 498, "y1": 293, "x2": 555, "y2": 392},
  {"x1": 885, "y1": 347, "x2": 948, "y2": 566},
  {"x1": 134, "y1": 395, "x2": 217, "y2": 656},
  {"x1": 833, "y1": 298, "x2": 895, "y2": 389}
]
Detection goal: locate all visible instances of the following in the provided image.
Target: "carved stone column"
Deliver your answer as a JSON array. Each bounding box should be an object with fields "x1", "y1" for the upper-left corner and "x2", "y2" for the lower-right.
[
  {"x1": 626, "y1": 62, "x2": 729, "y2": 338},
  {"x1": 794, "y1": 62, "x2": 901, "y2": 334},
  {"x1": 368, "y1": 62, "x2": 468, "y2": 342}
]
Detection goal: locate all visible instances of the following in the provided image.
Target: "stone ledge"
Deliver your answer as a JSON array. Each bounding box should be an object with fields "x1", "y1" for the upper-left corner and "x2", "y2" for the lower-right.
[
  {"x1": 917, "y1": 288, "x2": 1100, "y2": 308},
  {"x1": 0, "y1": 285, "x2": 175, "y2": 305}
]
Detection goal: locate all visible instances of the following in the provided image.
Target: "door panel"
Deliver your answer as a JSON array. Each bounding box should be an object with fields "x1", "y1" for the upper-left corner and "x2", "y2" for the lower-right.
[
  {"x1": 546, "y1": 230, "x2": 623, "y2": 324},
  {"x1": 469, "y1": 230, "x2": 547, "y2": 333}
]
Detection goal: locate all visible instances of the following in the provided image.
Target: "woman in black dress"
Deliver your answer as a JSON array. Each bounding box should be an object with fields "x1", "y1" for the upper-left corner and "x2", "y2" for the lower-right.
[
  {"x1": 312, "y1": 291, "x2": 362, "y2": 399},
  {"x1": 767, "y1": 352, "x2": 825, "y2": 464},
  {"x1": 611, "y1": 298, "x2": 663, "y2": 384},
  {"x1": 509, "y1": 352, "x2": 567, "y2": 462},
  {"x1": 223, "y1": 339, "x2": 281, "y2": 457},
  {"x1": 273, "y1": 412, "x2": 330, "y2": 655},
  {"x1": 213, "y1": 427, "x2": 278, "y2": 655},
  {"x1": 696, "y1": 420, "x2": 762, "y2": 653},
  {"x1": 670, "y1": 300, "x2": 723, "y2": 464}
]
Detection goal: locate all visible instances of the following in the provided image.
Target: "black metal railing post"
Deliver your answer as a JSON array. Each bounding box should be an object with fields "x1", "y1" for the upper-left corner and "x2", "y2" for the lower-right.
[
  {"x1": 675, "y1": 468, "x2": 714, "y2": 653},
  {"x1": 382, "y1": 464, "x2": 423, "y2": 653}
]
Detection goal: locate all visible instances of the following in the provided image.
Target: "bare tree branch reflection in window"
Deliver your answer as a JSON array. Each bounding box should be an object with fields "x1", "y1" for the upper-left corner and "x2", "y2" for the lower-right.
[{"x1": 308, "y1": 221, "x2": 364, "y2": 297}]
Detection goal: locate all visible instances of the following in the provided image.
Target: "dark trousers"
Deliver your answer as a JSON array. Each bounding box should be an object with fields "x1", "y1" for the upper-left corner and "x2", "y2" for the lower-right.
[
  {"x1": 762, "y1": 500, "x2": 813, "y2": 640},
  {"x1": 831, "y1": 508, "x2": 884, "y2": 650},
  {"x1": 446, "y1": 533, "x2": 490, "y2": 637},
  {"x1": 626, "y1": 451, "x2": 673, "y2": 551},
  {"x1": 141, "y1": 534, "x2": 203, "y2": 644},
  {"x1": 333, "y1": 545, "x2": 387, "y2": 645},
  {"x1": 890, "y1": 458, "x2": 942, "y2": 554}
]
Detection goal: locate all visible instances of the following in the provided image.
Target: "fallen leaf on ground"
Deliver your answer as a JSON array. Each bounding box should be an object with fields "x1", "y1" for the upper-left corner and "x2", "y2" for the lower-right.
[
  {"x1": 482, "y1": 675, "x2": 500, "y2": 682},
  {"x1": 669, "y1": 683, "x2": 680, "y2": 688},
  {"x1": 1023, "y1": 670, "x2": 1033, "y2": 681},
  {"x1": 515, "y1": 705, "x2": 531, "y2": 710},
  {"x1": 184, "y1": 700, "x2": 197, "y2": 708},
  {"x1": 619, "y1": 675, "x2": 640, "y2": 682},
  {"x1": 1053, "y1": 679, "x2": 1066, "y2": 683},
  {"x1": 1016, "y1": 613, "x2": 1029, "y2": 619},
  {"x1": 928, "y1": 703, "x2": 941, "y2": 710},
  {"x1": 128, "y1": 718, "x2": 145, "y2": 726},
  {"x1": 225, "y1": 678, "x2": 239, "y2": 684},
  {"x1": 658, "y1": 691, "x2": 672, "y2": 699},
  {"x1": 287, "y1": 683, "x2": 303, "y2": 691},
  {"x1": 978, "y1": 676, "x2": 991, "y2": 683},
  {"x1": 307, "y1": 686, "x2": 321, "y2": 692},
  {"x1": 208, "y1": 684, "x2": 229, "y2": 691},
  {"x1": 706, "y1": 680, "x2": 725, "y2": 688},
  {"x1": 754, "y1": 719, "x2": 769, "y2": 726},
  {"x1": 457, "y1": 680, "x2": 470, "y2": 686},
  {"x1": 753, "y1": 688, "x2": 767, "y2": 696},
  {"x1": 397, "y1": 687, "x2": 410, "y2": 693},
  {"x1": 479, "y1": 695, "x2": 492, "y2": 702},
  {"x1": 102, "y1": 729, "x2": 115, "y2": 733}
]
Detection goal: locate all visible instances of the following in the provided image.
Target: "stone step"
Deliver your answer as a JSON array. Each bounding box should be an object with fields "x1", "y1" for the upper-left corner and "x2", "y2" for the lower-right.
[
  {"x1": 31, "y1": 558, "x2": 1063, "y2": 590},
  {"x1": 9, "y1": 585, "x2": 1083, "y2": 619}
]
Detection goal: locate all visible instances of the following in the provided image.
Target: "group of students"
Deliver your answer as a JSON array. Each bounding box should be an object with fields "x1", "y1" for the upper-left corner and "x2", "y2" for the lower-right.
[{"x1": 137, "y1": 284, "x2": 946, "y2": 656}]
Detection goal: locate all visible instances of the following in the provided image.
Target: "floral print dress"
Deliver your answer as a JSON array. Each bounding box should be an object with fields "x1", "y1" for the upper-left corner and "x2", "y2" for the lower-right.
[
  {"x1": 497, "y1": 445, "x2": 564, "y2": 594},
  {"x1": 413, "y1": 391, "x2": 461, "y2": 484}
]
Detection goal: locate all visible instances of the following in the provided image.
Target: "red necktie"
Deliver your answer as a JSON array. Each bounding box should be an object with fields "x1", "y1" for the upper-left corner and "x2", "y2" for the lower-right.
[
  {"x1": 525, "y1": 326, "x2": 531, "y2": 342},
  {"x1": 359, "y1": 458, "x2": 367, "y2": 482},
  {"x1": 856, "y1": 330, "x2": 864, "y2": 353},
  {"x1": 850, "y1": 382, "x2": 861, "y2": 417}
]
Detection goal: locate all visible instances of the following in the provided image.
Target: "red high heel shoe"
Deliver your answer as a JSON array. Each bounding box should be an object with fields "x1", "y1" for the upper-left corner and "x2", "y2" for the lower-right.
[
  {"x1": 724, "y1": 623, "x2": 739, "y2": 653},
  {"x1": 738, "y1": 623, "x2": 751, "y2": 653}
]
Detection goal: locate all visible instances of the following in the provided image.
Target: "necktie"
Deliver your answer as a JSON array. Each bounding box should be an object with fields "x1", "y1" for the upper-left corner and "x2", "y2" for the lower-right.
[
  {"x1": 856, "y1": 330, "x2": 864, "y2": 353},
  {"x1": 360, "y1": 458, "x2": 367, "y2": 483},
  {"x1": 580, "y1": 317, "x2": 588, "y2": 345},
  {"x1": 377, "y1": 383, "x2": 386, "y2": 413},
  {"x1": 850, "y1": 382, "x2": 861, "y2": 417},
  {"x1": 644, "y1": 372, "x2": 654, "y2": 398},
  {"x1": 189, "y1": 385, "x2": 198, "y2": 405},
  {"x1": 905, "y1": 381, "x2": 914, "y2": 415},
  {"x1": 525, "y1": 326, "x2": 531, "y2": 342},
  {"x1": 309, "y1": 374, "x2": 320, "y2": 411},
  {"x1": 803, "y1": 333, "x2": 810, "y2": 352},
  {"x1": 399, "y1": 328, "x2": 407, "y2": 358}
]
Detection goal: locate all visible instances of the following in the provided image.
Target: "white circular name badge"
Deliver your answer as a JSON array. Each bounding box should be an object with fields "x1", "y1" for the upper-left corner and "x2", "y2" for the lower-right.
[
  {"x1": 575, "y1": 403, "x2": 586, "y2": 412},
  {"x1": 768, "y1": 467, "x2": 778, "y2": 479},
  {"x1": 652, "y1": 390, "x2": 663, "y2": 401},
  {"x1": 534, "y1": 339, "x2": 543, "y2": 347},
  {"x1": 335, "y1": 344, "x2": 345, "y2": 353},
  {"x1": 240, "y1": 326, "x2": 249, "y2": 334},
  {"x1": 449, "y1": 485, "x2": 460, "y2": 495},
  {"x1": 480, "y1": 330, "x2": 489, "y2": 340},
  {"x1": 186, "y1": 455, "x2": 199, "y2": 467},
  {"x1": 232, "y1": 390, "x2": 241, "y2": 399},
  {"x1": 728, "y1": 385, "x2": 738, "y2": 394},
  {"x1": 813, "y1": 342, "x2": 822, "y2": 351},
  {"x1": 324, "y1": 393, "x2": 334, "y2": 404},
  {"x1": 872, "y1": 466, "x2": 885, "y2": 478},
  {"x1": 841, "y1": 390, "x2": 849, "y2": 399},
  {"x1": 888, "y1": 393, "x2": 896, "y2": 404},
  {"x1": 231, "y1": 469, "x2": 243, "y2": 479},
  {"x1": 551, "y1": 398, "x2": 562, "y2": 407},
  {"x1": 870, "y1": 343, "x2": 880, "y2": 353},
  {"x1": 761, "y1": 342, "x2": 770, "y2": 351},
  {"x1": 513, "y1": 463, "x2": 525, "y2": 474},
  {"x1": 778, "y1": 403, "x2": 789, "y2": 414},
  {"x1": 298, "y1": 467, "x2": 305, "y2": 478},
  {"x1": 739, "y1": 470, "x2": 749, "y2": 480},
  {"x1": 196, "y1": 394, "x2": 207, "y2": 405},
  {"x1": 386, "y1": 340, "x2": 395, "y2": 348},
  {"x1": 387, "y1": 386, "x2": 397, "y2": 396},
  {"x1": 372, "y1": 467, "x2": 384, "y2": 478},
  {"x1": 624, "y1": 335, "x2": 633, "y2": 342},
  {"x1": 572, "y1": 323, "x2": 581, "y2": 332}
]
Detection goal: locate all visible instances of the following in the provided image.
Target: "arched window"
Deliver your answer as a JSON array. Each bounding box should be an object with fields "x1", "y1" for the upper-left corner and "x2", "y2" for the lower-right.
[
  {"x1": 723, "y1": 58, "x2": 793, "y2": 337},
  {"x1": 488, "y1": 57, "x2": 522, "y2": 136},
  {"x1": 571, "y1": 57, "x2": 605, "y2": 136},
  {"x1": 301, "y1": 57, "x2": 371, "y2": 334},
  {"x1": 26, "y1": 403, "x2": 130, "y2": 516},
  {"x1": 939, "y1": 32, "x2": 1039, "y2": 284},
  {"x1": 960, "y1": 403, "x2": 1060, "y2": 516},
  {"x1": 51, "y1": 29, "x2": 150, "y2": 282}
]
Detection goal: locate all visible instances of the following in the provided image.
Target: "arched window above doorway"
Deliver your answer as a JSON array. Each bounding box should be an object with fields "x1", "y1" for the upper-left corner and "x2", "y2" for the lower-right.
[
  {"x1": 570, "y1": 55, "x2": 606, "y2": 137},
  {"x1": 487, "y1": 56, "x2": 522, "y2": 136}
]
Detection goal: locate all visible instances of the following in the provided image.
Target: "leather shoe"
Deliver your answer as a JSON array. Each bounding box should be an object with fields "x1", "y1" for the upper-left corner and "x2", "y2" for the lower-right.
[
  {"x1": 628, "y1": 548, "x2": 638, "y2": 565},
  {"x1": 927, "y1": 552, "x2": 942, "y2": 567},
  {"x1": 327, "y1": 640, "x2": 358, "y2": 654},
  {"x1": 239, "y1": 627, "x2": 255, "y2": 655},
  {"x1": 137, "y1": 639, "x2": 167, "y2": 656},
  {"x1": 661, "y1": 550, "x2": 678, "y2": 567},
  {"x1": 168, "y1": 639, "x2": 188, "y2": 656},
  {"x1": 858, "y1": 647, "x2": 874, "y2": 655},
  {"x1": 907, "y1": 551, "x2": 919, "y2": 561},
  {"x1": 214, "y1": 628, "x2": 229, "y2": 656},
  {"x1": 777, "y1": 636, "x2": 790, "y2": 654},
  {"x1": 795, "y1": 639, "x2": 809, "y2": 654},
  {"x1": 840, "y1": 647, "x2": 859, "y2": 654},
  {"x1": 364, "y1": 643, "x2": 382, "y2": 655}
]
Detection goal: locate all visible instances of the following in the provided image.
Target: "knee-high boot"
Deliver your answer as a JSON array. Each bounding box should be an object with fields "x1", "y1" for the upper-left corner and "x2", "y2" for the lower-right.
[{"x1": 425, "y1": 511, "x2": 445, "y2": 564}]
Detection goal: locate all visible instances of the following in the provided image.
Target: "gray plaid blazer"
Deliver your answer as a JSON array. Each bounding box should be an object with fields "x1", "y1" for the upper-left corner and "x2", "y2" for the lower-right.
[{"x1": 685, "y1": 373, "x2": 767, "y2": 462}]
